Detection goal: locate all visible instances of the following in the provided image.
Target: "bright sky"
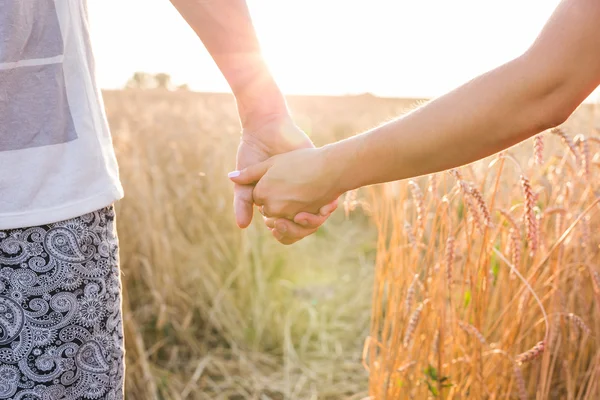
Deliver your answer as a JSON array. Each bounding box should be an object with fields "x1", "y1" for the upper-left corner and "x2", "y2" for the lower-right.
[{"x1": 89, "y1": 0, "x2": 598, "y2": 99}]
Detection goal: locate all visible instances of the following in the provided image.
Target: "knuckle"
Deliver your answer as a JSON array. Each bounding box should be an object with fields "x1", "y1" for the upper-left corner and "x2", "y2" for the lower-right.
[
  {"x1": 253, "y1": 188, "x2": 266, "y2": 205},
  {"x1": 302, "y1": 216, "x2": 322, "y2": 229},
  {"x1": 261, "y1": 204, "x2": 273, "y2": 217},
  {"x1": 236, "y1": 186, "x2": 253, "y2": 201}
]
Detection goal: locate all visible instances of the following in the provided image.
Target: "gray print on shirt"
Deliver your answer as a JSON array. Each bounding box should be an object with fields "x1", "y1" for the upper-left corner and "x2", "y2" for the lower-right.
[
  {"x1": 0, "y1": 64, "x2": 78, "y2": 151},
  {"x1": 0, "y1": 0, "x2": 78, "y2": 152},
  {"x1": 0, "y1": 0, "x2": 63, "y2": 62}
]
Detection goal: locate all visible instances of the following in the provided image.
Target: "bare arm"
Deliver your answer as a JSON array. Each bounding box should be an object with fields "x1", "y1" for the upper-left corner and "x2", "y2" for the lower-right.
[
  {"x1": 333, "y1": 0, "x2": 600, "y2": 191},
  {"x1": 229, "y1": 0, "x2": 600, "y2": 221},
  {"x1": 170, "y1": 0, "x2": 337, "y2": 242},
  {"x1": 169, "y1": 0, "x2": 288, "y2": 128}
]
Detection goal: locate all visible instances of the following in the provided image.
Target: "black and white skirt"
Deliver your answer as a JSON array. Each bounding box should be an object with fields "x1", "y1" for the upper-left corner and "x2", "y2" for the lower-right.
[{"x1": 0, "y1": 206, "x2": 124, "y2": 400}]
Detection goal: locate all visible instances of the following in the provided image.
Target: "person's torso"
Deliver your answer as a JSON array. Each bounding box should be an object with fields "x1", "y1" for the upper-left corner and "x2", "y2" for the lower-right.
[{"x1": 0, "y1": 0, "x2": 123, "y2": 229}]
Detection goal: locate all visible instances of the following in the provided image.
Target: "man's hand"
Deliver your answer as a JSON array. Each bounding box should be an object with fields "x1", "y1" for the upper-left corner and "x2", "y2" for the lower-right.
[
  {"x1": 170, "y1": 0, "x2": 337, "y2": 243},
  {"x1": 235, "y1": 115, "x2": 337, "y2": 244},
  {"x1": 229, "y1": 146, "x2": 345, "y2": 239}
]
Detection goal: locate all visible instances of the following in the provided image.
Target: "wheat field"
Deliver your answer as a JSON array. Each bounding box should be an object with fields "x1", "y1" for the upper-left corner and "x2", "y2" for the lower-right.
[{"x1": 104, "y1": 89, "x2": 599, "y2": 399}]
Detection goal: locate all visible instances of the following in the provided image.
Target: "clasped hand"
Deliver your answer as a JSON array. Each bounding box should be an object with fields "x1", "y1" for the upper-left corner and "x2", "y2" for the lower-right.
[{"x1": 232, "y1": 116, "x2": 343, "y2": 245}]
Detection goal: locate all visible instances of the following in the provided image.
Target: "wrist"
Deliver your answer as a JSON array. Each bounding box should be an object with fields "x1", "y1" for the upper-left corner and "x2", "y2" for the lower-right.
[
  {"x1": 234, "y1": 75, "x2": 289, "y2": 130},
  {"x1": 321, "y1": 140, "x2": 360, "y2": 196},
  {"x1": 238, "y1": 105, "x2": 290, "y2": 136}
]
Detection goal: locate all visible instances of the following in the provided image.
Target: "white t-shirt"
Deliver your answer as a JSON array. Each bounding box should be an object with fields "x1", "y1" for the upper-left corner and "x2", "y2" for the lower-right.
[{"x1": 0, "y1": 0, "x2": 124, "y2": 229}]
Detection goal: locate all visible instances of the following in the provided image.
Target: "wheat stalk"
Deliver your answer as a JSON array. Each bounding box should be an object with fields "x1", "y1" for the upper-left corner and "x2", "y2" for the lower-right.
[
  {"x1": 551, "y1": 127, "x2": 580, "y2": 163},
  {"x1": 534, "y1": 133, "x2": 544, "y2": 165},
  {"x1": 574, "y1": 134, "x2": 590, "y2": 179},
  {"x1": 458, "y1": 320, "x2": 486, "y2": 344},
  {"x1": 516, "y1": 340, "x2": 545, "y2": 364},
  {"x1": 404, "y1": 221, "x2": 417, "y2": 249},
  {"x1": 428, "y1": 174, "x2": 438, "y2": 198},
  {"x1": 520, "y1": 175, "x2": 538, "y2": 254},
  {"x1": 469, "y1": 185, "x2": 493, "y2": 228},
  {"x1": 563, "y1": 313, "x2": 592, "y2": 336},
  {"x1": 445, "y1": 236, "x2": 455, "y2": 290},
  {"x1": 514, "y1": 364, "x2": 528, "y2": 400},
  {"x1": 409, "y1": 180, "x2": 425, "y2": 232},
  {"x1": 405, "y1": 274, "x2": 419, "y2": 314},
  {"x1": 403, "y1": 302, "x2": 425, "y2": 348}
]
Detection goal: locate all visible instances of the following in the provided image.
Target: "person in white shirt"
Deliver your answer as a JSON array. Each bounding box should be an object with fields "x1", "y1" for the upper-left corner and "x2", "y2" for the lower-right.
[{"x1": 0, "y1": 1, "x2": 332, "y2": 398}]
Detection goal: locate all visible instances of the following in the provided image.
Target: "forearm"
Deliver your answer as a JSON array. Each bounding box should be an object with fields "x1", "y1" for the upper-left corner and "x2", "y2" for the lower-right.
[
  {"x1": 329, "y1": 0, "x2": 600, "y2": 192},
  {"x1": 169, "y1": 0, "x2": 288, "y2": 126},
  {"x1": 330, "y1": 56, "x2": 559, "y2": 191}
]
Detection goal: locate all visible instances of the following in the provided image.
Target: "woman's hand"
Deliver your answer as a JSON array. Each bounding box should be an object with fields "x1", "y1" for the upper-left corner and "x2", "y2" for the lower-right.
[
  {"x1": 228, "y1": 146, "x2": 346, "y2": 233},
  {"x1": 235, "y1": 116, "x2": 339, "y2": 244}
]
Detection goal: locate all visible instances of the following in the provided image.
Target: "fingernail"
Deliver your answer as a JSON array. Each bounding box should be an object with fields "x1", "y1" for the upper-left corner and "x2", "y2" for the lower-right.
[
  {"x1": 228, "y1": 171, "x2": 241, "y2": 178},
  {"x1": 319, "y1": 205, "x2": 332, "y2": 215}
]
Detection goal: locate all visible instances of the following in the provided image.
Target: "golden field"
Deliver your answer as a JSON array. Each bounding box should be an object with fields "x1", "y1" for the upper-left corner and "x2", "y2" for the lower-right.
[{"x1": 104, "y1": 90, "x2": 600, "y2": 399}]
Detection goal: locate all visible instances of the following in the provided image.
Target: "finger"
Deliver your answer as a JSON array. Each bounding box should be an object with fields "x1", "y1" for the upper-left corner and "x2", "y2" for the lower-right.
[
  {"x1": 273, "y1": 219, "x2": 318, "y2": 242},
  {"x1": 263, "y1": 216, "x2": 276, "y2": 229},
  {"x1": 274, "y1": 227, "x2": 315, "y2": 245},
  {"x1": 319, "y1": 198, "x2": 339, "y2": 216},
  {"x1": 292, "y1": 212, "x2": 328, "y2": 229},
  {"x1": 233, "y1": 184, "x2": 254, "y2": 228},
  {"x1": 258, "y1": 205, "x2": 266, "y2": 217},
  {"x1": 259, "y1": 203, "x2": 279, "y2": 219},
  {"x1": 273, "y1": 228, "x2": 303, "y2": 245},
  {"x1": 228, "y1": 159, "x2": 272, "y2": 185}
]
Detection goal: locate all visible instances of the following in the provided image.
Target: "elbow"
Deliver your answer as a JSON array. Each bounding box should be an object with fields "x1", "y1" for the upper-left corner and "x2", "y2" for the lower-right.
[
  {"x1": 542, "y1": 82, "x2": 581, "y2": 129},
  {"x1": 522, "y1": 67, "x2": 589, "y2": 133},
  {"x1": 539, "y1": 102, "x2": 574, "y2": 131},
  {"x1": 525, "y1": 80, "x2": 580, "y2": 134},
  {"x1": 513, "y1": 52, "x2": 585, "y2": 134}
]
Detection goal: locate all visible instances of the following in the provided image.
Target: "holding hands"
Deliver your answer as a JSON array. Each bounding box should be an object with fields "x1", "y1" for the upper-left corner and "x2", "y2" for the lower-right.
[
  {"x1": 230, "y1": 144, "x2": 345, "y2": 243},
  {"x1": 233, "y1": 115, "x2": 341, "y2": 244},
  {"x1": 184, "y1": 0, "x2": 600, "y2": 245}
]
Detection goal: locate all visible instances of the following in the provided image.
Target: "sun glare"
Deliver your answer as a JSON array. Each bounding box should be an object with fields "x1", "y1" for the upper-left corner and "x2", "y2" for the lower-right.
[{"x1": 87, "y1": 0, "x2": 600, "y2": 101}]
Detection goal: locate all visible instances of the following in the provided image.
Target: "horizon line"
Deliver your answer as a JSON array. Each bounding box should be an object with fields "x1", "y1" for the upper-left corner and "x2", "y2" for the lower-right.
[{"x1": 101, "y1": 88, "x2": 600, "y2": 104}]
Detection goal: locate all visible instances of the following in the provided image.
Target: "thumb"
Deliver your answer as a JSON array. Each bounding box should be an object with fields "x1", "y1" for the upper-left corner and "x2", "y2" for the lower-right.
[
  {"x1": 228, "y1": 159, "x2": 272, "y2": 185},
  {"x1": 233, "y1": 184, "x2": 254, "y2": 229}
]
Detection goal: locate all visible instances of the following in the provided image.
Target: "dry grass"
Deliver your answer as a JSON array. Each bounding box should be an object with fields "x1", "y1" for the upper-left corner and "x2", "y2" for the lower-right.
[
  {"x1": 106, "y1": 90, "x2": 392, "y2": 399},
  {"x1": 365, "y1": 118, "x2": 600, "y2": 398},
  {"x1": 104, "y1": 89, "x2": 599, "y2": 399}
]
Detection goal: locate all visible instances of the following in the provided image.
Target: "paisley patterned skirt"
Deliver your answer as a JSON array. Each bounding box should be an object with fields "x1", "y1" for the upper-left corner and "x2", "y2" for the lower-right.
[{"x1": 0, "y1": 206, "x2": 124, "y2": 399}]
